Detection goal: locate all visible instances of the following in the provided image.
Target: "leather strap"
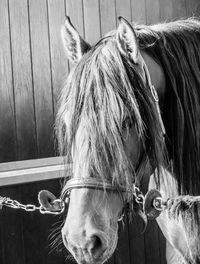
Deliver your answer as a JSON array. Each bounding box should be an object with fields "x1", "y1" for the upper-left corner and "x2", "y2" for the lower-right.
[{"x1": 61, "y1": 177, "x2": 127, "y2": 201}]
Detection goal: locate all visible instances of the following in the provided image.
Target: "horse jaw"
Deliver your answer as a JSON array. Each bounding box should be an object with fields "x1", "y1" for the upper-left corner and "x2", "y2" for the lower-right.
[{"x1": 61, "y1": 188, "x2": 123, "y2": 264}]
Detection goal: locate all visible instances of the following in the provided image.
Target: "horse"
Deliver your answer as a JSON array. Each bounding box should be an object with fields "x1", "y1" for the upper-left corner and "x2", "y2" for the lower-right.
[{"x1": 52, "y1": 16, "x2": 200, "y2": 264}]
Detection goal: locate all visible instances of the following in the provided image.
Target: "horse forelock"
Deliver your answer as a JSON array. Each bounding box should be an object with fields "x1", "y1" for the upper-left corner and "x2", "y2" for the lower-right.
[{"x1": 56, "y1": 31, "x2": 165, "y2": 190}]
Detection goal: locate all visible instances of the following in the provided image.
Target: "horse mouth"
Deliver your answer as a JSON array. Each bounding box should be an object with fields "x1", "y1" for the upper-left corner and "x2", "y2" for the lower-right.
[{"x1": 72, "y1": 231, "x2": 119, "y2": 264}]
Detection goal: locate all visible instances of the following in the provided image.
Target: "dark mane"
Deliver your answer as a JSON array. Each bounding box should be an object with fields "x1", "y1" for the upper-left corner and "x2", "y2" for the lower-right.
[
  {"x1": 56, "y1": 18, "x2": 200, "y2": 195},
  {"x1": 135, "y1": 18, "x2": 200, "y2": 195}
]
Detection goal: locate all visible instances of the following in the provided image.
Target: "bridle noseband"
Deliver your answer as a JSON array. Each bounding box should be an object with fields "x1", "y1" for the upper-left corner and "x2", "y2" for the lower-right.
[
  {"x1": 60, "y1": 177, "x2": 160, "y2": 222},
  {"x1": 61, "y1": 177, "x2": 128, "y2": 221}
]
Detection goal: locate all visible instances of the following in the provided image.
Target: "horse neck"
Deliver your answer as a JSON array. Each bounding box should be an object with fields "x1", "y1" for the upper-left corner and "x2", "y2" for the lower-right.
[{"x1": 141, "y1": 51, "x2": 166, "y2": 104}]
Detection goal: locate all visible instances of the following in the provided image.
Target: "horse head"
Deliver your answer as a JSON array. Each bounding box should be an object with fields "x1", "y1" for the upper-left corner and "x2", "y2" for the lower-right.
[{"x1": 56, "y1": 16, "x2": 166, "y2": 264}]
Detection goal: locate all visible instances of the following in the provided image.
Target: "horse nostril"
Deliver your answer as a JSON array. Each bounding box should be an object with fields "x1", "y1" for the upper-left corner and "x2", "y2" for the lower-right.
[
  {"x1": 92, "y1": 235, "x2": 102, "y2": 250},
  {"x1": 89, "y1": 235, "x2": 104, "y2": 258}
]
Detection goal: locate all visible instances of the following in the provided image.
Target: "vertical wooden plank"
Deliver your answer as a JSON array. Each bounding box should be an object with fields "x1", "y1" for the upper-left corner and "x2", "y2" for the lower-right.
[
  {"x1": 0, "y1": 214, "x2": 5, "y2": 264},
  {"x1": 159, "y1": 0, "x2": 173, "y2": 22},
  {"x1": 129, "y1": 216, "x2": 146, "y2": 264},
  {"x1": 9, "y1": 0, "x2": 37, "y2": 160},
  {"x1": 21, "y1": 182, "x2": 45, "y2": 264},
  {"x1": 115, "y1": 0, "x2": 132, "y2": 21},
  {"x1": 0, "y1": 0, "x2": 16, "y2": 162},
  {"x1": 144, "y1": 221, "x2": 161, "y2": 264},
  {"x1": 83, "y1": 0, "x2": 101, "y2": 43},
  {"x1": 99, "y1": 0, "x2": 116, "y2": 36},
  {"x1": 146, "y1": 0, "x2": 160, "y2": 24},
  {"x1": 172, "y1": 0, "x2": 187, "y2": 19},
  {"x1": 0, "y1": 186, "x2": 25, "y2": 264},
  {"x1": 158, "y1": 227, "x2": 167, "y2": 264},
  {"x1": 29, "y1": 0, "x2": 54, "y2": 158},
  {"x1": 66, "y1": 0, "x2": 85, "y2": 37},
  {"x1": 115, "y1": 219, "x2": 131, "y2": 264},
  {"x1": 131, "y1": 0, "x2": 146, "y2": 24},
  {"x1": 185, "y1": 0, "x2": 200, "y2": 17},
  {"x1": 47, "y1": 0, "x2": 68, "y2": 115}
]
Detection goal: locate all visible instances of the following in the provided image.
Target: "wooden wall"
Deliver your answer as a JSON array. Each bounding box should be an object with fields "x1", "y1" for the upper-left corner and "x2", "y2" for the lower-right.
[
  {"x1": 1, "y1": 0, "x2": 200, "y2": 163},
  {"x1": 0, "y1": 0, "x2": 200, "y2": 264}
]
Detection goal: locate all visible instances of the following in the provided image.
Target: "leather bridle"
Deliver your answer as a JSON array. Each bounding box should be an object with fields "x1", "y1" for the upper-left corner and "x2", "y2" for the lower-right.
[{"x1": 60, "y1": 177, "x2": 145, "y2": 222}]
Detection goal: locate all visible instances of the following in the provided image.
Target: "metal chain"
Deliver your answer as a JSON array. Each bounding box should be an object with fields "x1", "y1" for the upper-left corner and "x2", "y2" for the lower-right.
[
  {"x1": 134, "y1": 186, "x2": 145, "y2": 204},
  {"x1": 0, "y1": 188, "x2": 168, "y2": 217},
  {"x1": 0, "y1": 196, "x2": 65, "y2": 215}
]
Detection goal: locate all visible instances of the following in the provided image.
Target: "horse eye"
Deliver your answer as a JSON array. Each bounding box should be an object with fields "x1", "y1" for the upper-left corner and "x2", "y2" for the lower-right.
[{"x1": 122, "y1": 117, "x2": 133, "y2": 130}]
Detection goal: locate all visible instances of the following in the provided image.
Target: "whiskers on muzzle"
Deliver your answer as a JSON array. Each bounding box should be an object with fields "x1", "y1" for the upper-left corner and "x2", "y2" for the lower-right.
[{"x1": 48, "y1": 218, "x2": 71, "y2": 260}]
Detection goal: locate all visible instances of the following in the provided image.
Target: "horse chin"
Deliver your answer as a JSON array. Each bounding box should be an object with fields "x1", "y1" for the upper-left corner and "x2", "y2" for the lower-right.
[{"x1": 71, "y1": 226, "x2": 119, "y2": 264}]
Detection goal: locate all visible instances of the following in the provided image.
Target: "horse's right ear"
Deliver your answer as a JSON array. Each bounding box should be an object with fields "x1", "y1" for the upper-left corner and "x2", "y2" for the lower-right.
[{"x1": 61, "y1": 17, "x2": 91, "y2": 64}]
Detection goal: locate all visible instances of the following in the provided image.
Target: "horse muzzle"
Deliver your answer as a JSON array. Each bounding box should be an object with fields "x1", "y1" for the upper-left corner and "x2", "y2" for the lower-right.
[{"x1": 61, "y1": 225, "x2": 117, "y2": 264}]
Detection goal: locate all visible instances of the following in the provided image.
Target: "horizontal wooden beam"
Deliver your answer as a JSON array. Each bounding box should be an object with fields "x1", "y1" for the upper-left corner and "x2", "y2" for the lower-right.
[{"x1": 0, "y1": 157, "x2": 70, "y2": 186}]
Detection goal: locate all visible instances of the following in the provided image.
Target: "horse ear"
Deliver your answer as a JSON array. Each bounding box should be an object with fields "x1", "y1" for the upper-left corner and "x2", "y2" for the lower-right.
[
  {"x1": 61, "y1": 16, "x2": 91, "y2": 64},
  {"x1": 116, "y1": 17, "x2": 139, "y2": 63}
]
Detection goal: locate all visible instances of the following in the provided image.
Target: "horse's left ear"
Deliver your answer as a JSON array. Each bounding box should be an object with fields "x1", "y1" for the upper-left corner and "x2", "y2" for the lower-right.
[
  {"x1": 116, "y1": 17, "x2": 139, "y2": 63},
  {"x1": 61, "y1": 16, "x2": 91, "y2": 64}
]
